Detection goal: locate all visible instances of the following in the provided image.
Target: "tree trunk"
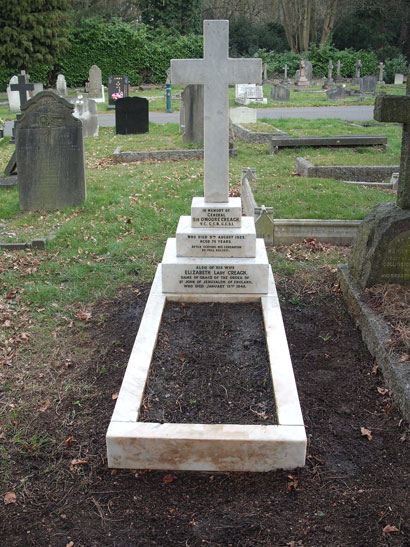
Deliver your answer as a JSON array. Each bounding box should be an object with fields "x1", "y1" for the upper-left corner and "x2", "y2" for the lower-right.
[{"x1": 319, "y1": 0, "x2": 338, "y2": 46}]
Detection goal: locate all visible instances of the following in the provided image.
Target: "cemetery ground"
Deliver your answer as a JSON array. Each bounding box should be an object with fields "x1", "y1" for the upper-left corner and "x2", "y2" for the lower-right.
[{"x1": 1, "y1": 121, "x2": 409, "y2": 545}]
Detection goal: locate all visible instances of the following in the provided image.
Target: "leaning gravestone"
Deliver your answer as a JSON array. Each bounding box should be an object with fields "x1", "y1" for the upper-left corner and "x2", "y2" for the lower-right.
[
  {"x1": 15, "y1": 91, "x2": 85, "y2": 211},
  {"x1": 73, "y1": 95, "x2": 99, "y2": 137},
  {"x1": 56, "y1": 74, "x2": 67, "y2": 97},
  {"x1": 270, "y1": 84, "x2": 290, "y2": 102},
  {"x1": 108, "y1": 75, "x2": 129, "y2": 109},
  {"x1": 180, "y1": 85, "x2": 204, "y2": 144},
  {"x1": 348, "y1": 68, "x2": 410, "y2": 287},
  {"x1": 115, "y1": 96, "x2": 148, "y2": 135},
  {"x1": 360, "y1": 75, "x2": 377, "y2": 94}
]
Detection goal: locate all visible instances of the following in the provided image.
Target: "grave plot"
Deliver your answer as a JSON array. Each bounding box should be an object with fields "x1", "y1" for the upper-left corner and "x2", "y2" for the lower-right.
[{"x1": 106, "y1": 20, "x2": 306, "y2": 472}]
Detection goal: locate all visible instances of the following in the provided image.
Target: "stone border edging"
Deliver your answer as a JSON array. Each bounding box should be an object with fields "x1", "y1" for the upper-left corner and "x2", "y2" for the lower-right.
[
  {"x1": 113, "y1": 146, "x2": 237, "y2": 163},
  {"x1": 0, "y1": 175, "x2": 17, "y2": 187},
  {"x1": 338, "y1": 264, "x2": 410, "y2": 424},
  {"x1": 270, "y1": 134, "x2": 387, "y2": 153},
  {"x1": 0, "y1": 238, "x2": 46, "y2": 250},
  {"x1": 296, "y1": 157, "x2": 399, "y2": 182},
  {"x1": 232, "y1": 123, "x2": 287, "y2": 144}
]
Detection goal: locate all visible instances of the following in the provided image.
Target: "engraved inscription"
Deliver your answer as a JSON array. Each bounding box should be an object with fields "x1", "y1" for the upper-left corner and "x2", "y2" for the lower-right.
[
  {"x1": 380, "y1": 232, "x2": 410, "y2": 283},
  {"x1": 178, "y1": 265, "x2": 253, "y2": 290}
]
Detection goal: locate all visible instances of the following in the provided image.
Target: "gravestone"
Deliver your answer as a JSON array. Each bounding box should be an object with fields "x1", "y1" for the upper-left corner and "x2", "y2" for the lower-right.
[
  {"x1": 56, "y1": 74, "x2": 67, "y2": 97},
  {"x1": 303, "y1": 60, "x2": 313, "y2": 82},
  {"x1": 263, "y1": 62, "x2": 268, "y2": 82},
  {"x1": 324, "y1": 60, "x2": 335, "y2": 89},
  {"x1": 115, "y1": 96, "x2": 148, "y2": 135},
  {"x1": 360, "y1": 75, "x2": 377, "y2": 94},
  {"x1": 108, "y1": 75, "x2": 129, "y2": 108},
  {"x1": 326, "y1": 86, "x2": 349, "y2": 101},
  {"x1": 86, "y1": 65, "x2": 104, "y2": 102},
  {"x1": 348, "y1": 68, "x2": 410, "y2": 287},
  {"x1": 270, "y1": 84, "x2": 290, "y2": 102},
  {"x1": 282, "y1": 63, "x2": 289, "y2": 84},
  {"x1": 378, "y1": 62, "x2": 385, "y2": 83},
  {"x1": 235, "y1": 83, "x2": 267, "y2": 105},
  {"x1": 73, "y1": 95, "x2": 99, "y2": 137},
  {"x1": 296, "y1": 60, "x2": 309, "y2": 86},
  {"x1": 7, "y1": 76, "x2": 20, "y2": 112},
  {"x1": 395, "y1": 73, "x2": 404, "y2": 85},
  {"x1": 335, "y1": 60, "x2": 343, "y2": 81},
  {"x1": 15, "y1": 91, "x2": 85, "y2": 211},
  {"x1": 355, "y1": 59, "x2": 362, "y2": 78},
  {"x1": 180, "y1": 85, "x2": 204, "y2": 143},
  {"x1": 10, "y1": 72, "x2": 34, "y2": 112}
]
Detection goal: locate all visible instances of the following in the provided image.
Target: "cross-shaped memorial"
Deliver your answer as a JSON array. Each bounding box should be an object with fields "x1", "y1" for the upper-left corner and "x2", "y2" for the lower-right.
[
  {"x1": 171, "y1": 20, "x2": 261, "y2": 203},
  {"x1": 10, "y1": 71, "x2": 34, "y2": 110}
]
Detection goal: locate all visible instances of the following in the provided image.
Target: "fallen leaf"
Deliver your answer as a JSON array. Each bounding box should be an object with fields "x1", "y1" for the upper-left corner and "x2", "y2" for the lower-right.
[
  {"x1": 360, "y1": 427, "x2": 373, "y2": 441},
  {"x1": 70, "y1": 458, "x2": 88, "y2": 471},
  {"x1": 377, "y1": 387, "x2": 389, "y2": 395},
  {"x1": 64, "y1": 436, "x2": 73, "y2": 446},
  {"x1": 398, "y1": 354, "x2": 409, "y2": 363},
  {"x1": 372, "y1": 365, "x2": 379, "y2": 375},
  {"x1": 39, "y1": 398, "x2": 51, "y2": 412},
  {"x1": 400, "y1": 433, "x2": 406, "y2": 443},
  {"x1": 162, "y1": 474, "x2": 177, "y2": 484},
  {"x1": 77, "y1": 310, "x2": 91, "y2": 321},
  {"x1": 382, "y1": 524, "x2": 399, "y2": 535},
  {"x1": 66, "y1": 542, "x2": 74, "y2": 547},
  {"x1": 4, "y1": 492, "x2": 16, "y2": 505},
  {"x1": 111, "y1": 392, "x2": 119, "y2": 400}
]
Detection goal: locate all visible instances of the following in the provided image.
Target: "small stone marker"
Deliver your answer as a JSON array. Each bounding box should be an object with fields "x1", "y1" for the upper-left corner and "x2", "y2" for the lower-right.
[
  {"x1": 378, "y1": 62, "x2": 385, "y2": 83},
  {"x1": 348, "y1": 68, "x2": 410, "y2": 287},
  {"x1": 73, "y1": 94, "x2": 99, "y2": 137},
  {"x1": 283, "y1": 64, "x2": 289, "y2": 83},
  {"x1": 180, "y1": 85, "x2": 204, "y2": 144},
  {"x1": 270, "y1": 84, "x2": 290, "y2": 102},
  {"x1": 115, "y1": 96, "x2": 148, "y2": 135},
  {"x1": 56, "y1": 74, "x2": 67, "y2": 96},
  {"x1": 108, "y1": 75, "x2": 129, "y2": 108},
  {"x1": 16, "y1": 91, "x2": 85, "y2": 211},
  {"x1": 335, "y1": 60, "x2": 343, "y2": 81},
  {"x1": 394, "y1": 73, "x2": 404, "y2": 85},
  {"x1": 10, "y1": 71, "x2": 34, "y2": 111},
  {"x1": 360, "y1": 75, "x2": 377, "y2": 94}
]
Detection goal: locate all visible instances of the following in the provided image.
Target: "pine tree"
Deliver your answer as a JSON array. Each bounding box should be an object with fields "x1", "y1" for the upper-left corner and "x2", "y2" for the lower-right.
[{"x1": 0, "y1": 0, "x2": 71, "y2": 71}]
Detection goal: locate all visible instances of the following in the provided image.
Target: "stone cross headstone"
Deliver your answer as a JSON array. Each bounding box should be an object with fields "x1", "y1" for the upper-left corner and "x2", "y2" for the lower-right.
[
  {"x1": 348, "y1": 68, "x2": 410, "y2": 287},
  {"x1": 171, "y1": 19, "x2": 261, "y2": 202},
  {"x1": 296, "y1": 60, "x2": 309, "y2": 87},
  {"x1": 378, "y1": 62, "x2": 385, "y2": 83},
  {"x1": 180, "y1": 85, "x2": 204, "y2": 144},
  {"x1": 108, "y1": 75, "x2": 129, "y2": 108},
  {"x1": 283, "y1": 64, "x2": 289, "y2": 83},
  {"x1": 15, "y1": 91, "x2": 85, "y2": 211},
  {"x1": 336, "y1": 60, "x2": 342, "y2": 79},
  {"x1": 328, "y1": 60, "x2": 333, "y2": 80},
  {"x1": 73, "y1": 94, "x2": 99, "y2": 137},
  {"x1": 56, "y1": 74, "x2": 67, "y2": 97},
  {"x1": 355, "y1": 59, "x2": 362, "y2": 78},
  {"x1": 10, "y1": 71, "x2": 34, "y2": 110},
  {"x1": 115, "y1": 96, "x2": 148, "y2": 135},
  {"x1": 86, "y1": 65, "x2": 105, "y2": 102}
]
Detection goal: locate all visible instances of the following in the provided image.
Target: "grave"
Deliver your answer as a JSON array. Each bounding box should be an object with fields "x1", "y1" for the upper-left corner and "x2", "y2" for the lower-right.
[
  {"x1": 180, "y1": 84, "x2": 204, "y2": 144},
  {"x1": 360, "y1": 75, "x2": 377, "y2": 94},
  {"x1": 326, "y1": 86, "x2": 349, "y2": 101},
  {"x1": 296, "y1": 157, "x2": 397, "y2": 182},
  {"x1": 229, "y1": 106, "x2": 257, "y2": 124},
  {"x1": 106, "y1": 20, "x2": 306, "y2": 472},
  {"x1": 56, "y1": 74, "x2": 67, "y2": 97},
  {"x1": 323, "y1": 60, "x2": 335, "y2": 88},
  {"x1": 394, "y1": 73, "x2": 404, "y2": 85},
  {"x1": 115, "y1": 96, "x2": 148, "y2": 135},
  {"x1": 10, "y1": 71, "x2": 34, "y2": 112},
  {"x1": 86, "y1": 65, "x2": 105, "y2": 103},
  {"x1": 270, "y1": 84, "x2": 290, "y2": 102},
  {"x1": 73, "y1": 95, "x2": 99, "y2": 137},
  {"x1": 107, "y1": 75, "x2": 129, "y2": 109},
  {"x1": 345, "y1": 69, "x2": 410, "y2": 288},
  {"x1": 16, "y1": 91, "x2": 85, "y2": 211},
  {"x1": 335, "y1": 60, "x2": 343, "y2": 82},
  {"x1": 235, "y1": 83, "x2": 267, "y2": 105},
  {"x1": 7, "y1": 76, "x2": 20, "y2": 112},
  {"x1": 378, "y1": 62, "x2": 385, "y2": 84},
  {"x1": 282, "y1": 63, "x2": 290, "y2": 84},
  {"x1": 295, "y1": 60, "x2": 309, "y2": 86},
  {"x1": 271, "y1": 134, "x2": 387, "y2": 153}
]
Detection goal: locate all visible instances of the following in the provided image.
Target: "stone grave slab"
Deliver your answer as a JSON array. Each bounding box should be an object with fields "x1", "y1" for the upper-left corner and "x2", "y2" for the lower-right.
[
  {"x1": 271, "y1": 134, "x2": 387, "y2": 152},
  {"x1": 115, "y1": 96, "x2": 148, "y2": 135},
  {"x1": 16, "y1": 91, "x2": 85, "y2": 211}
]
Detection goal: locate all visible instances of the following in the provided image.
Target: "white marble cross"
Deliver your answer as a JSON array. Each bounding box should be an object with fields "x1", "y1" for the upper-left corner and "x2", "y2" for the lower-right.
[{"x1": 171, "y1": 20, "x2": 261, "y2": 202}]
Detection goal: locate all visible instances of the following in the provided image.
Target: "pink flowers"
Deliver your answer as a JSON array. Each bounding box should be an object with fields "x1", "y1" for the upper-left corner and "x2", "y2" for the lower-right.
[{"x1": 111, "y1": 91, "x2": 123, "y2": 100}]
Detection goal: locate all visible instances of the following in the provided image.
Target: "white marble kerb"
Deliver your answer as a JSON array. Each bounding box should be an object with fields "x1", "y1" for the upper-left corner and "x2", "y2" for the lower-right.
[{"x1": 171, "y1": 20, "x2": 261, "y2": 203}]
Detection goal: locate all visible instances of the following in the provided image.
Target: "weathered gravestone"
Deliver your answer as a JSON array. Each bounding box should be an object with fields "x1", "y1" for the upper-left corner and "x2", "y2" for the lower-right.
[
  {"x1": 326, "y1": 86, "x2": 349, "y2": 101},
  {"x1": 348, "y1": 69, "x2": 410, "y2": 287},
  {"x1": 73, "y1": 94, "x2": 99, "y2": 137},
  {"x1": 16, "y1": 91, "x2": 85, "y2": 211},
  {"x1": 378, "y1": 62, "x2": 385, "y2": 84},
  {"x1": 180, "y1": 85, "x2": 204, "y2": 143},
  {"x1": 335, "y1": 60, "x2": 343, "y2": 82},
  {"x1": 86, "y1": 65, "x2": 105, "y2": 102},
  {"x1": 355, "y1": 59, "x2": 362, "y2": 78},
  {"x1": 323, "y1": 60, "x2": 335, "y2": 88},
  {"x1": 270, "y1": 84, "x2": 290, "y2": 102},
  {"x1": 56, "y1": 74, "x2": 67, "y2": 96},
  {"x1": 394, "y1": 73, "x2": 404, "y2": 85},
  {"x1": 360, "y1": 75, "x2": 377, "y2": 94},
  {"x1": 115, "y1": 96, "x2": 148, "y2": 135},
  {"x1": 296, "y1": 60, "x2": 309, "y2": 86},
  {"x1": 108, "y1": 75, "x2": 129, "y2": 108},
  {"x1": 7, "y1": 76, "x2": 20, "y2": 112}
]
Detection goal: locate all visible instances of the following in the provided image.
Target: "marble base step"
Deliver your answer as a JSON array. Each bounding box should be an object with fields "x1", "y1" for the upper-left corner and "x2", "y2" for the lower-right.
[
  {"x1": 176, "y1": 215, "x2": 256, "y2": 258},
  {"x1": 191, "y1": 196, "x2": 242, "y2": 228},
  {"x1": 162, "y1": 238, "x2": 269, "y2": 293}
]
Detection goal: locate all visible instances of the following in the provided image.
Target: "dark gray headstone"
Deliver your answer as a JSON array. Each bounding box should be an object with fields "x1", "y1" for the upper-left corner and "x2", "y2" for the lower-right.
[
  {"x1": 349, "y1": 202, "x2": 410, "y2": 287},
  {"x1": 360, "y1": 75, "x2": 377, "y2": 93},
  {"x1": 16, "y1": 91, "x2": 85, "y2": 211},
  {"x1": 115, "y1": 96, "x2": 148, "y2": 135},
  {"x1": 180, "y1": 85, "x2": 204, "y2": 143},
  {"x1": 326, "y1": 86, "x2": 349, "y2": 101},
  {"x1": 108, "y1": 75, "x2": 129, "y2": 106},
  {"x1": 270, "y1": 84, "x2": 290, "y2": 102},
  {"x1": 304, "y1": 61, "x2": 313, "y2": 82}
]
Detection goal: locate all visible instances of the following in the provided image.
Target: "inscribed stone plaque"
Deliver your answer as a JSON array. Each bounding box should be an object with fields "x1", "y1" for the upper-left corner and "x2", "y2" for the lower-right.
[
  {"x1": 16, "y1": 91, "x2": 85, "y2": 211},
  {"x1": 181, "y1": 85, "x2": 204, "y2": 144},
  {"x1": 395, "y1": 74, "x2": 404, "y2": 85},
  {"x1": 115, "y1": 96, "x2": 149, "y2": 135},
  {"x1": 108, "y1": 75, "x2": 129, "y2": 106}
]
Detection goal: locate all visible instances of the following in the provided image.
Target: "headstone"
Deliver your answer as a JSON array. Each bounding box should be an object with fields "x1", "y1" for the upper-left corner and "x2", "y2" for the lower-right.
[
  {"x1": 108, "y1": 75, "x2": 129, "y2": 108},
  {"x1": 235, "y1": 83, "x2": 267, "y2": 105},
  {"x1": 73, "y1": 94, "x2": 99, "y2": 137},
  {"x1": 355, "y1": 59, "x2": 362, "y2": 78},
  {"x1": 15, "y1": 91, "x2": 86, "y2": 211},
  {"x1": 263, "y1": 63, "x2": 268, "y2": 82},
  {"x1": 180, "y1": 85, "x2": 204, "y2": 143},
  {"x1": 56, "y1": 74, "x2": 67, "y2": 97},
  {"x1": 323, "y1": 60, "x2": 335, "y2": 89},
  {"x1": 283, "y1": 63, "x2": 289, "y2": 84},
  {"x1": 303, "y1": 60, "x2": 313, "y2": 82},
  {"x1": 86, "y1": 65, "x2": 105, "y2": 103},
  {"x1": 335, "y1": 60, "x2": 343, "y2": 81},
  {"x1": 9, "y1": 71, "x2": 34, "y2": 112},
  {"x1": 229, "y1": 107, "x2": 257, "y2": 124},
  {"x1": 270, "y1": 84, "x2": 290, "y2": 102},
  {"x1": 360, "y1": 75, "x2": 377, "y2": 94},
  {"x1": 296, "y1": 60, "x2": 309, "y2": 86},
  {"x1": 394, "y1": 73, "x2": 404, "y2": 85},
  {"x1": 348, "y1": 68, "x2": 410, "y2": 287},
  {"x1": 326, "y1": 86, "x2": 349, "y2": 101},
  {"x1": 378, "y1": 62, "x2": 385, "y2": 83},
  {"x1": 32, "y1": 83, "x2": 44, "y2": 97},
  {"x1": 7, "y1": 76, "x2": 20, "y2": 112},
  {"x1": 115, "y1": 96, "x2": 148, "y2": 135}
]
